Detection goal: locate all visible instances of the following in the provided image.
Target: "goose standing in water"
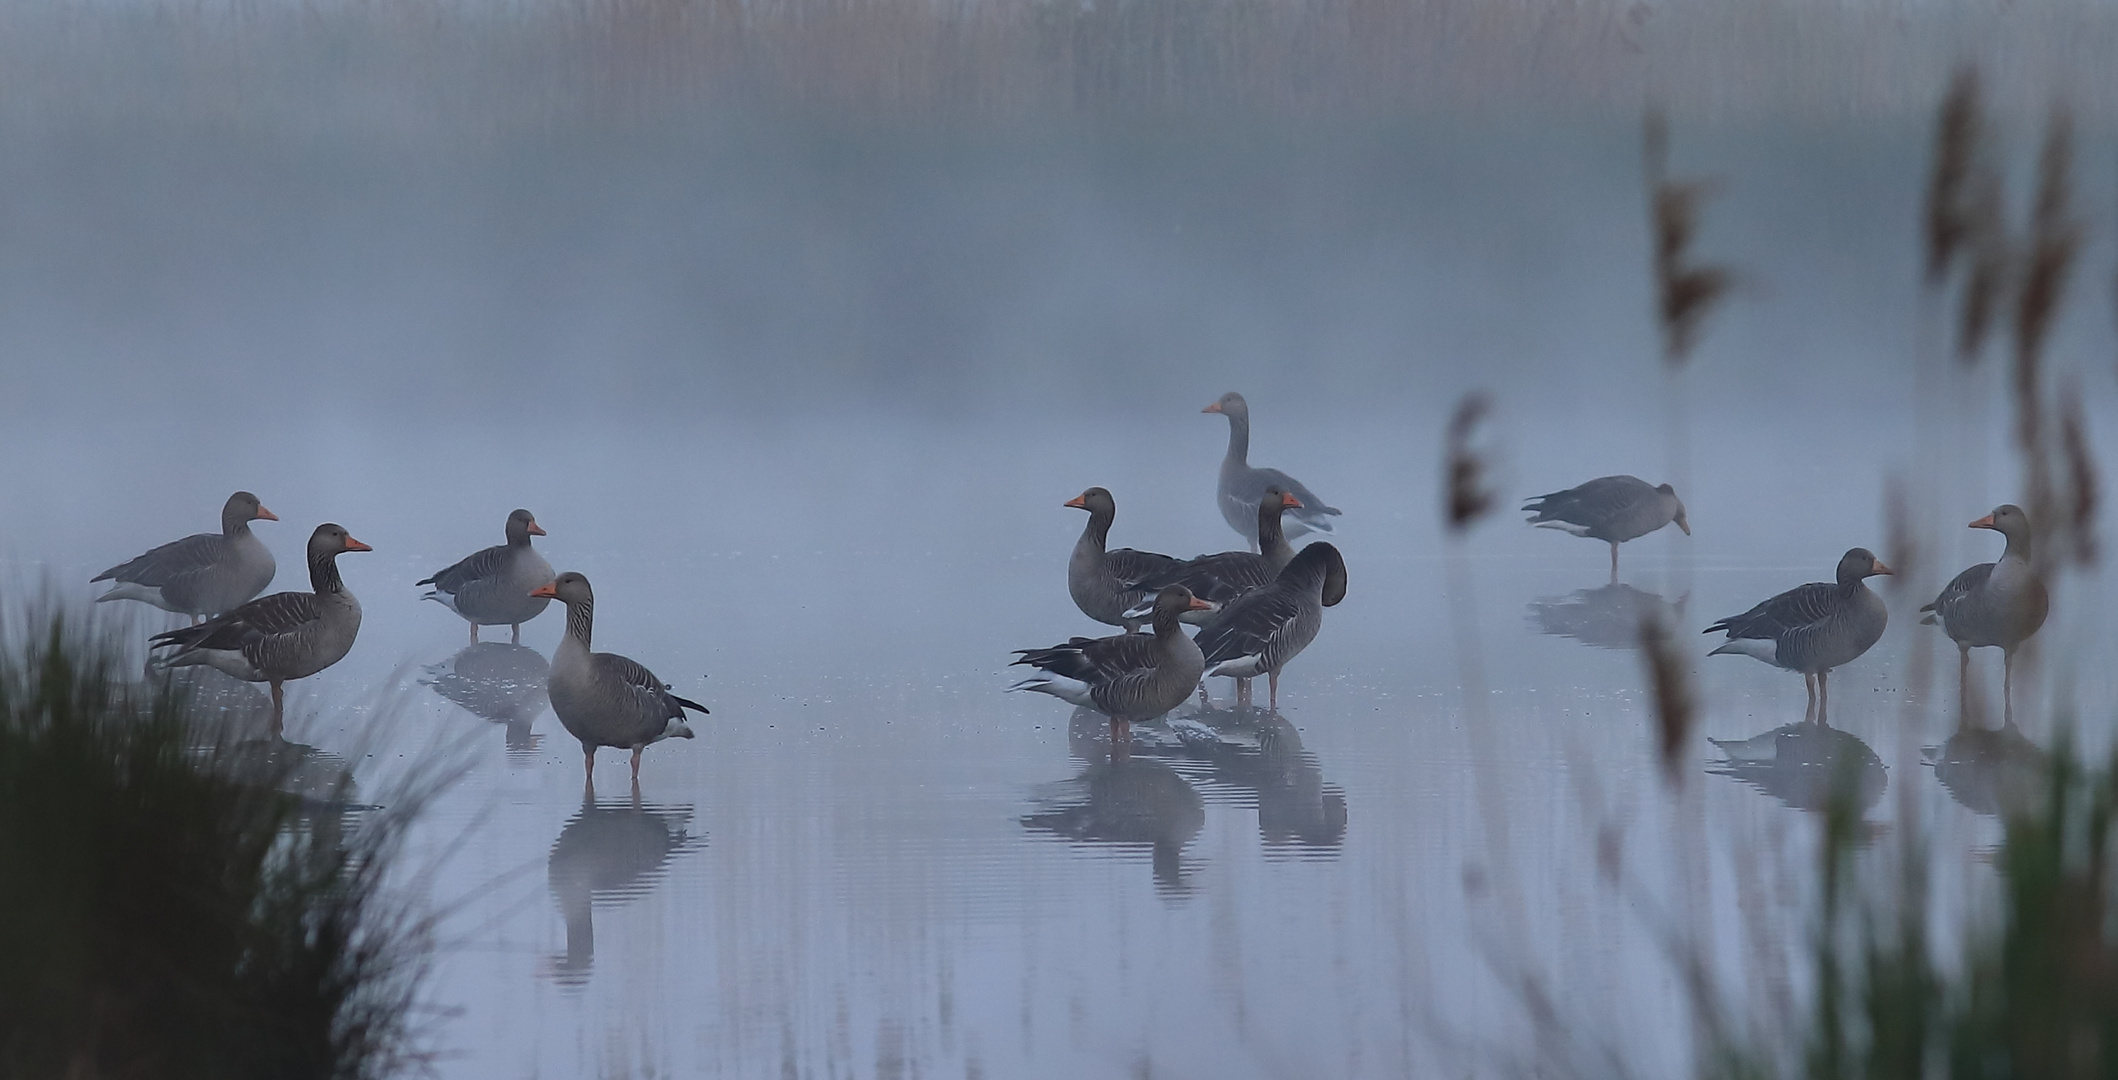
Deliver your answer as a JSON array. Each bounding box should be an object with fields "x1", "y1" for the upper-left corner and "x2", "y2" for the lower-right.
[
  {"x1": 1194, "y1": 542, "x2": 1348, "y2": 709},
  {"x1": 1203, "y1": 392, "x2": 1341, "y2": 549},
  {"x1": 1521, "y1": 476, "x2": 1689, "y2": 583},
  {"x1": 1123, "y1": 489, "x2": 1302, "y2": 623},
  {"x1": 1923, "y1": 505, "x2": 2049, "y2": 724},
  {"x1": 149, "y1": 524, "x2": 370, "y2": 735},
  {"x1": 1010, "y1": 585, "x2": 1214, "y2": 744},
  {"x1": 418, "y1": 509, "x2": 555, "y2": 643},
  {"x1": 1064, "y1": 487, "x2": 1179, "y2": 633},
  {"x1": 1704, "y1": 548, "x2": 1891, "y2": 725},
  {"x1": 531, "y1": 572, "x2": 708, "y2": 783},
  {"x1": 93, "y1": 491, "x2": 279, "y2": 622}
]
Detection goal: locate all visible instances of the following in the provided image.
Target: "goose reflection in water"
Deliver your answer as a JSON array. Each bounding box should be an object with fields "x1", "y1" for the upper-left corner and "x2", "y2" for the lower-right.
[
  {"x1": 1020, "y1": 707, "x2": 1206, "y2": 895},
  {"x1": 420, "y1": 642, "x2": 550, "y2": 758},
  {"x1": 1527, "y1": 584, "x2": 1687, "y2": 650},
  {"x1": 160, "y1": 665, "x2": 363, "y2": 813},
  {"x1": 1925, "y1": 721, "x2": 2049, "y2": 818},
  {"x1": 1161, "y1": 705, "x2": 1347, "y2": 851},
  {"x1": 544, "y1": 781, "x2": 699, "y2": 988},
  {"x1": 1708, "y1": 720, "x2": 1886, "y2": 814}
]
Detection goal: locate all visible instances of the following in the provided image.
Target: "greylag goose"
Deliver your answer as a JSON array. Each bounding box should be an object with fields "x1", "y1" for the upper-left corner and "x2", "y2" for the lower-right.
[
  {"x1": 1194, "y1": 541, "x2": 1348, "y2": 709},
  {"x1": 1010, "y1": 585, "x2": 1214, "y2": 743},
  {"x1": 1122, "y1": 488, "x2": 1301, "y2": 624},
  {"x1": 531, "y1": 572, "x2": 708, "y2": 782},
  {"x1": 148, "y1": 523, "x2": 370, "y2": 735},
  {"x1": 93, "y1": 491, "x2": 279, "y2": 621},
  {"x1": 1704, "y1": 548, "x2": 1892, "y2": 724},
  {"x1": 418, "y1": 509, "x2": 555, "y2": 643},
  {"x1": 1064, "y1": 487, "x2": 1179, "y2": 633},
  {"x1": 1922, "y1": 504, "x2": 2050, "y2": 724},
  {"x1": 1522, "y1": 476, "x2": 1689, "y2": 582},
  {"x1": 1204, "y1": 392, "x2": 1341, "y2": 549}
]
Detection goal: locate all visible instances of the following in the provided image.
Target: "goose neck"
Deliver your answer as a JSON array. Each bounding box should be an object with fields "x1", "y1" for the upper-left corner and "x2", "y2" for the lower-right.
[
  {"x1": 563, "y1": 599, "x2": 595, "y2": 648},
  {"x1": 1223, "y1": 412, "x2": 1250, "y2": 464},
  {"x1": 309, "y1": 552, "x2": 345, "y2": 595}
]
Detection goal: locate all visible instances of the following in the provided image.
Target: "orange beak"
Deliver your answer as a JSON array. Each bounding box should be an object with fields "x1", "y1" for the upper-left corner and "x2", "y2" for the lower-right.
[
  {"x1": 1872, "y1": 560, "x2": 1894, "y2": 576},
  {"x1": 1063, "y1": 494, "x2": 1088, "y2": 509},
  {"x1": 255, "y1": 506, "x2": 279, "y2": 522},
  {"x1": 343, "y1": 536, "x2": 373, "y2": 552},
  {"x1": 528, "y1": 520, "x2": 547, "y2": 536},
  {"x1": 1202, "y1": 402, "x2": 1223, "y2": 414},
  {"x1": 1188, "y1": 597, "x2": 1215, "y2": 611},
  {"x1": 528, "y1": 583, "x2": 558, "y2": 599},
  {"x1": 1970, "y1": 514, "x2": 1996, "y2": 530},
  {"x1": 1281, "y1": 492, "x2": 1303, "y2": 509}
]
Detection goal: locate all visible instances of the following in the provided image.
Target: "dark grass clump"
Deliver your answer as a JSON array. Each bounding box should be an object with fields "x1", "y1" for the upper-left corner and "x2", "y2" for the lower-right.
[{"x1": 0, "y1": 608, "x2": 440, "y2": 1079}]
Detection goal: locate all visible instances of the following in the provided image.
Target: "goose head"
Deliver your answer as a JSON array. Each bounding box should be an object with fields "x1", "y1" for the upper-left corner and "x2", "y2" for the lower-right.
[
  {"x1": 1971, "y1": 504, "x2": 2032, "y2": 542},
  {"x1": 529, "y1": 571, "x2": 592, "y2": 606},
  {"x1": 506, "y1": 508, "x2": 547, "y2": 544},
  {"x1": 1201, "y1": 391, "x2": 1249, "y2": 422},
  {"x1": 223, "y1": 491, "x2": 279, "y2": 531},
  {"x1": 1063, "y1": 487, "x2": 1118, "y2": 521},
  {"x1": 309, "y1": 523, "x2": 372, "y2": 558},
  {"x1": 1658, "y1": 483, "x2": 1691, "y2": 535},
  {"x1": 1836, "y1": 547, "x2": 1892, "y2": 586}
]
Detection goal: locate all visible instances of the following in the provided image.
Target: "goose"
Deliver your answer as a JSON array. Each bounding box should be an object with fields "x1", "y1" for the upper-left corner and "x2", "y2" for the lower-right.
[
  {"x1": 1194, "y1": 541, "x2": 1348, "y2": 709},
  {"x1": 93, "y1": 491, "x2": 279, "y2": 622},
  {"x1": 1522, "y1": 476, "x2": 1689, "y2": 583},
  {"x1": 1704, "y1": 548, "x2": 1891, "y2": 724},
  {"x1": 531, "y1": 572, "x2": 708, "y2": 783},
  {"x1": 1010, "y1": 585, "x2": 1214, "y2": 743},
  {"x1": 1922, "y1": 505, "x2": 2050, "y2": 724},
  {"x1": 418, "y1": 509, "x2": 556, "y2": 643},
  {"x1": 148, "y1": 523, "x2": 370, "y2": 735},
  {"x1": 1203, "y1": 392, "x2": 1342, "y2": 549},
  {"x1": 1064, "y1": 487, "x2": 1179, "y2": 633},
  {"x1": 1122, "y1": 488, "x2": 1302, "y2": 624}
]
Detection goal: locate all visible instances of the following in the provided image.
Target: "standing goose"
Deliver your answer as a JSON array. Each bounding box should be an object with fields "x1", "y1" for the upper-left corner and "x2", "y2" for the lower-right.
[
  {"x1": 1010, "y1": 585, "x2": 1215, "y2": 743},
  {"x1": 1123, "y1": 489, "x2": 1302, "y2": 624},
  {"x1": 1194, "y1": 542, "x2": 1348, "y2": 710},
  {"x1": 531, "y1": 572, "x2": 708, "y2": 783},
  {"x1": 1704, "y1": 548, "x2": 1892, "y2": 724},
  {"x1": 418, "y1": 509, "x2": 556, "y2": 643},
  {"x1": 1522, "y1": 476, "x2": 1689, "y2": 583},
  {"x1": 148, "y1": 523, "x2": 370, "y2": 735},
  {"x1": 1203, "y1": 392, "x2": 1342, "y2": 549},
  {"x1": 1065, "y1": 487, "x2": 1179, "y2": 633},
  {"x1": 93, "y1": 491, "x2": 279, "y2": 622},
  {"x1": 1923, "y1": 505, "x2": 2049, "y2": 724}
]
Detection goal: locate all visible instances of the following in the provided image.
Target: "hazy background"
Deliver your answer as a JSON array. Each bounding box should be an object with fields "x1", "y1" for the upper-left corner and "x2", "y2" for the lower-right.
[{"x1": 2, "y1": 1, "x2": 2117, "y2": 1076}]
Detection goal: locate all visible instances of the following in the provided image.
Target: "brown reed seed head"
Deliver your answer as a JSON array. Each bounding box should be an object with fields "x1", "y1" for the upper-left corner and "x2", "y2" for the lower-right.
[
  {"x1": 1649, "y1": 164, "x2": 1731, "y2": 364},
  {"x1": 2059, "y1": 389, "x2": 2101, "y2": 567},
  {"x1": 1957, "y1": 173, "x2": 2011, "y2": 365},
  {"x1": 1925, "y1": 67, "x2": 1982, "y2": 286},
  {"x1": 1637, "y1": 609, "x2": 1694, "y2": 784},
  {"x1": 2015, "y1": 108, "x2": 2081, "y2": 373},
  {"x1": 1443, "y1": 391, "x2": 1495, "y2": 532},
  {"x1": 1883, "y1": 474, "x2": 1919, "y2": 595}
]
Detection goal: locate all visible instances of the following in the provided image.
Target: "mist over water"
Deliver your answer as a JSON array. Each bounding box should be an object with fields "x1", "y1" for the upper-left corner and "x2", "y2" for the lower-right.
[{"x1": 5, "y1": 3, "x2": 2118, "y2": 1076}]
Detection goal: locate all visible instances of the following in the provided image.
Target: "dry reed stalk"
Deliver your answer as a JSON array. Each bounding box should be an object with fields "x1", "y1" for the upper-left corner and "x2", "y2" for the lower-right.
[
  {"x1": 2057, "y1": 383, "x2": 2101, "y2": 568},
  {"x1": 2012, "y1": 107, "x2": 2082, "y2": 565},
  {"x1": 1637, "y1": 608, "x2": 1694, "y2": 786}
]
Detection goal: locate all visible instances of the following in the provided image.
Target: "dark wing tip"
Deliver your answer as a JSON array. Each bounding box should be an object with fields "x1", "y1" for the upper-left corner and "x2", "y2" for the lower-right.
[{"x1": 670, "y1": 694, "x2": 710, "y2": 715}]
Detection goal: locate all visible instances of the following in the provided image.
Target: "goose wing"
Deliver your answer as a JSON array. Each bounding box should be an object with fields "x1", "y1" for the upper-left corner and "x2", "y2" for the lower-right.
[
  {"x1": 417, "y1": 543, "x2": 509, "y2": 592},
  {"x1": 1105, "y1": 547, "x2": 1178, "y2": 584},
  {"x1": 1243, "y1": 467, "x2": 1340, "y2": 516},
  {"x1": 1705, "y1": 582, "x2": 1837, "y2": 642},
  {"x1": 94, "y1": 532, "x2": 230, "y2": 587},
  {"x1": 1128, "y1": 551, "x2": 1275, "y2": 604},
  {"x1": 1923, "y1": 561, "x2": 1994, "y2": 616},
  {"x1": 1012, "y1": 633, "x2": 1160, "y2": 686},
  {"x1": 151, "y1": 590, "x2": 326, "y2": 667},
  {"x1": 593, "y1": 653, "x2": 702, "y2": 720},
  {"x1": 1196, "y1": 588, "x2": 1304, "y2": 665},
  {"x1": 1523, "y1": 475, "x2": 1651, "y2": 529}
]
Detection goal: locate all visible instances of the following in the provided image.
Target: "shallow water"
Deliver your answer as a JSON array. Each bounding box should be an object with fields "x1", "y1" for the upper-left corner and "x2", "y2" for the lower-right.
[{"x1": 3, "y1": 113, "x2": 2117, "y2": 1076}]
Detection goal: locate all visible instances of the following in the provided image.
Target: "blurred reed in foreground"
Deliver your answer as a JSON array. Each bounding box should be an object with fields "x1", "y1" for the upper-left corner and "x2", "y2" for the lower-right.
[{"x1": 0, "y1": 604, "x2": 442, "y2": 1080}]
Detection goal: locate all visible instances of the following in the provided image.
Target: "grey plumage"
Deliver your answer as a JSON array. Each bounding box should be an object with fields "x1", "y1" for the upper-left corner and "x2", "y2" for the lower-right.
[
  {"x1": 419, "y1": 509, "x2": 555, "y2": 643},
  {"x1": 1922, "y1": 504, "x2": 2050, "y2": 724},
  {"x1": 535, "y1": 572, "x2": 707, "y2": 783},
  {"x1": 1522, "y1": 475, "x2": 1689, "y2": 582},
  {"x1": 1204, "y1": 392, "x2": 1342, "y2": 548},
  {"x1": 1122, "y1": 488, "x2": 1301, "y2": 623},
  {"x1": 1704, "y1": 547, "x2": 1891, "y2": 724},
  {"x1": 1064, "y1": 487, "x2": 1179, "y2": 633},
  {"x1": 149, "y1": 523, "x2": 370, "y2": 734},
  {"x1": 1010, "y1": 586, "x2": 1214, "y2": 739},
  {"x1": 93, "y1": 491, "x2": 279, "y2": 618},
  {"x1": 1193, "y1": 542, "x2": 1348, "y2": 709}
]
